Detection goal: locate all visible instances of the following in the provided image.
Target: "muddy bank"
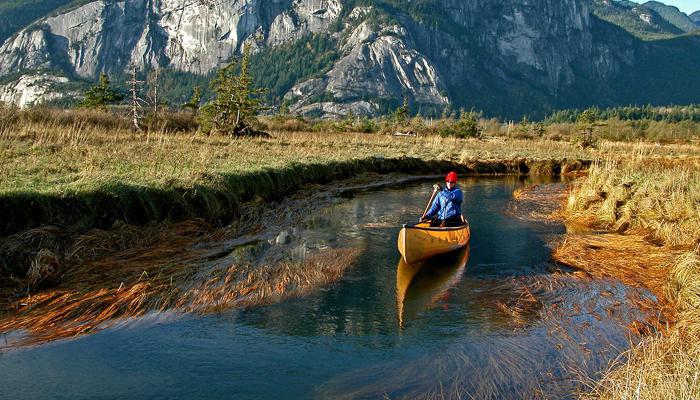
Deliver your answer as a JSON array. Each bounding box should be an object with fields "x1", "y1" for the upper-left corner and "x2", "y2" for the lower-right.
[{"x1": 0, "y1": 157, "x2": 589, "y2": 237}]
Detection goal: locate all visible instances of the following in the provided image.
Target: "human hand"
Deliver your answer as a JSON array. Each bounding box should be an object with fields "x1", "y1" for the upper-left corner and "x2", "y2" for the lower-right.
[{"x1": 433, "y1": 184, "x2": 441, "y2": 191}]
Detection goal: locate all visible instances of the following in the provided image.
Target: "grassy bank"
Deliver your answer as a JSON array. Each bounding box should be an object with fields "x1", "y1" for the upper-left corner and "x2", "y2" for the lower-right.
[
  {"x1": 559, "y1": 157, "x2": 700, "y2": 399},
  {"x1": 0, "y1": 115, "x2": 623, "y2": 236}
]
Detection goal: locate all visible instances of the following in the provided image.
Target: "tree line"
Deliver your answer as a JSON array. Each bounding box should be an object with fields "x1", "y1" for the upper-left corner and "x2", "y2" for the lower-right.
[{"x1": 545, "y1": 105, "x2": 700, "y2": 124}]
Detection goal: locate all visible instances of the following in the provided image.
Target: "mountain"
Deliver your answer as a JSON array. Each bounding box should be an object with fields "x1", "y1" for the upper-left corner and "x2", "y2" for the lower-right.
[
  {"x1": 690, "y1": 10, "x2": 700, "y2": 24},
  {"x1": 0, "y1": 0, "x2": 77, "y2": 44},
  {"x1": 591, "y1": 0, "x2": 685, "y2": 39},
  {"x1": 643, "y1": 1, "x2": 700, "y2": 32},
  {"x1": 0, "y1": 0, "x2": 699, "y2": 119}
]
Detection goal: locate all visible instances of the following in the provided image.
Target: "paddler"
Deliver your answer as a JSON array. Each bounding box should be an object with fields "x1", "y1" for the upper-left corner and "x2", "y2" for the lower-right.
[{"x1": 420, "y1": 171, "x2": 464, "y2": 227}]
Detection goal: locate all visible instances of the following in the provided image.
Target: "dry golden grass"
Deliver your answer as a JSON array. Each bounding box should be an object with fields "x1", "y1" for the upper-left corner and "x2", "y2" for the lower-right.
[
  {"x1": 511, "y1": 183, "x2": 569, "y2": 222},
  {"x1": 0, "y1": 226, "x2": 360, "y2": 347},
  {"x1": 667, "y1": 249, "x2": 700, "y2": 336},
  {"x1": 558, "y1": 154, "x2": 700, "y2": 400},
  {"x1": 605, "y1": 250, "x2": 700, "y2": 399},
  {"x1": 565, "y1": 154, "x2": 700, "y2": 248},
  {"x1": 581, "y1": 330, "x2": 700, "y2": 400},
  {"x1": 181, "y1": 247, "x2": 360, "y2": 312},
  {"x1": 552, "y1": 234, "x2": 683, "y2": 305},
  {"x1": 2, "y1": 118, "x2": 699, "y2": 196}
]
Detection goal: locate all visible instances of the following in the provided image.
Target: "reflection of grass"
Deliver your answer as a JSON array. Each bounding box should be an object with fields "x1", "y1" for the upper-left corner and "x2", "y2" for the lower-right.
[
  {"x1": 560, "y1": 156, "x2": 700, "y2": 399},
  {"x1": 0, "y1": 214, "x2": 361, "y2": 347},
  {"x1": 552, "y1": 233, "x2": 682, "y2": 305},
  {"x1": 322, "y1": 272, "x2": 650, "y2": 399}
]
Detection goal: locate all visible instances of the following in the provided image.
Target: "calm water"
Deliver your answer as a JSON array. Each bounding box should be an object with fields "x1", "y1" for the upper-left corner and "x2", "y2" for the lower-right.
[{"x1": 0, "y1": 178, "x2": 655, "y2": 399}]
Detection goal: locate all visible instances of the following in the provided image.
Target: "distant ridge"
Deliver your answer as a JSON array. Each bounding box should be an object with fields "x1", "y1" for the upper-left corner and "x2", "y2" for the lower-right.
[
  {"x1": 690, "y1": 10, "x2": 700, "y2": 24},
  {"x1": 643, "y1": 1, "x2": 700, "y2": 32}
]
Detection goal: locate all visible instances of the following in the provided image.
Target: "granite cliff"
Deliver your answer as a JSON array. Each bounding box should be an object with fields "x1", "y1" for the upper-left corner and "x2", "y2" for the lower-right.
[{"x1": 0, "y1": 0, "x2": 698, "y2": 117}]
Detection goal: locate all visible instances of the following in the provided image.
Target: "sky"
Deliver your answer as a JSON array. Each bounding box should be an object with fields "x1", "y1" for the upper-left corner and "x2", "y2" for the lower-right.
[{"x1": 658, "y1": 0, "x2": 699, "y2": 14}]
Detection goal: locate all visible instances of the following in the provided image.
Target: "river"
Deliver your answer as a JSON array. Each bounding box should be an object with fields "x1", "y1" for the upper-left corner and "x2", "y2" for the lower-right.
[{"x1": 0, "y1": 177, "x2": 656, "y2": 399}]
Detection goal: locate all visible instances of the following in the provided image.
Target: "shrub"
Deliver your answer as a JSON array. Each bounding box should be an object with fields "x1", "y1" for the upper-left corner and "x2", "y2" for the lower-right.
[
  {"x1": 354, "y1": 116, "x2": 378, "y2": 133},
  {"x1": 143, "y1": 111, "x2": 199, "y2": 132},
  {"x1": 438, "y1": 111, "x2": 482, "y2": 139}
]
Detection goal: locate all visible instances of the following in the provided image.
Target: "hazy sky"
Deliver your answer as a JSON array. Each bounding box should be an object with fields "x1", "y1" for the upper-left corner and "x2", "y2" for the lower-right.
[{"x1": 658, "y1": 0, "x2": 699, "y2": 14}]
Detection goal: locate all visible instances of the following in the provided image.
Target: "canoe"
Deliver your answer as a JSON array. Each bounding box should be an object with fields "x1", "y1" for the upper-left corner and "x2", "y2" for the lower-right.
[
  {"x1": 396, "y1": 247, "x2": 469, "y2": 327},
  {"x1": 397, "y1": 221, "x2": 471, "y2": 264}
]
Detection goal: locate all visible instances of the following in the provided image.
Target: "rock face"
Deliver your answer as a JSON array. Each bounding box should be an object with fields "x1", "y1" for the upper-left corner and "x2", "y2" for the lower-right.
[
  {"x1": 0, "y1": 0, "x2": 698, "y2": 117},
  {"x1": 691, "y1": 11, "x2": 700, "y2": 25},
  {"x1": 643, "y1": 1, "x2": 700, "y2": 32},
  {"x1": 0, "y1": 73, "x2": 71, "y2": 108},
  {"x1": 286, "y1": 21, "x2": 449, "y2": 116},
  {"x1": 0, "y1": 0, "x2": 342, "y2": 77}
]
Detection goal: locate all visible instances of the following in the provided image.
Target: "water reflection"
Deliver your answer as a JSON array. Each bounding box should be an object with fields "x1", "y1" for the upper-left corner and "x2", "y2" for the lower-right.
[
  {"x1": 396, "y1": 247, "x2": 469, "y2": 328},
  {"x1": 0, "y1": 177, "x2": 659, "y2": 400}
]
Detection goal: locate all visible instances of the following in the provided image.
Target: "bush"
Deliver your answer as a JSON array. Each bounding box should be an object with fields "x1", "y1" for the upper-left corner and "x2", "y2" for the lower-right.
[
  {"x1": 19, "y1": 106, "x2": 130, "y2": 130},
  {"x1": 263, "y1": 116, "x2": 311, "y2": 132},
  {"x1": 354, "y1": 116, "x2": 378, "y2": 133},
  {"x1": 438, "y1": 111, "x2": 482, "y2": 138},
  {"x1": 143, "y1": 111, "x2": 199, "y2": 132}
]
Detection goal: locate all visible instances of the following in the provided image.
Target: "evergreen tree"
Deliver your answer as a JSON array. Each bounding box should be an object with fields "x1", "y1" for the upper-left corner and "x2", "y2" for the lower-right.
[
  {"x1": 453, "y1": 110, "x2": 482, "y2": 138},
  {"x1": 200, "y1": 44, "x2": 266, "y2": 136},
  {"x1": 183, "y1": 86, "x2": 202, "y2": 113},
  {"x1": 393, "y1": 96, "x2": 409, "y2": 126},
  {"x1": 576, "y1": 108, "x2": 600, "y2": 148},
  {"x1": 517, "y1": 115, "x2": 531, "y2": 137},
  {"x1": 79, "y1": 73, "x2": 123, "y2": 109}
]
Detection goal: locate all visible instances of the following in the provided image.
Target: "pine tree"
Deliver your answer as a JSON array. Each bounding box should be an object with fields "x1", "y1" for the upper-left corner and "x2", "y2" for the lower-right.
[
  {"x1": 576, "y1": 108, "x2": 601, "y2": 148},
  {"x1": 79, "y1": 73, "x2": 123, "y2": 109},
  {"x1": 201, "y1": 44, "x2": 267, "y2": 136},
  {"x1": 393, "y1": 96, "x2": 409, "y2": 127},
  {"x1": 183, "y1": 86, "x2": 202, "y2": 114}
]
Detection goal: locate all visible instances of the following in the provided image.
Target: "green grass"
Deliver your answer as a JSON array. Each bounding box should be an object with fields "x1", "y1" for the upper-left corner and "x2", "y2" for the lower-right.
[{"x1": 2, "y1": 107, "x2": 700, "y2": 235}]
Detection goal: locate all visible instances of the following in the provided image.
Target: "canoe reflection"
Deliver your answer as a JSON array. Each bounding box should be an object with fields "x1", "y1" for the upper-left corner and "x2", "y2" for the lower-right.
[{"x1": 396, "y1": 247, "x2": 470, "y2": 328}]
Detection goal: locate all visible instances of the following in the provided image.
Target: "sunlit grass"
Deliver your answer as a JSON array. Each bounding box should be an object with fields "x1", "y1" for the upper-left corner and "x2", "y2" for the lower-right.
[
  {"x1": 561, "y1": 155, "x2": 700, "y2": 399},
  {"x1": 3, "y1": 119, "x2": 700, "y2": 197}
]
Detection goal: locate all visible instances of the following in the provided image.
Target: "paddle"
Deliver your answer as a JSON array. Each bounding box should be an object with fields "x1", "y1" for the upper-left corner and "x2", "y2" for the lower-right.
[{"x1": 419, "y1": 184, "x2": 440, "y2": 223}]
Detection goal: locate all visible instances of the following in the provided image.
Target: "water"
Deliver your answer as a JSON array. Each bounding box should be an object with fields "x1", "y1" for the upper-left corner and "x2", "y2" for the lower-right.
[{"x1": 0, "y1": 178, "x2": 656, "y2": 399}]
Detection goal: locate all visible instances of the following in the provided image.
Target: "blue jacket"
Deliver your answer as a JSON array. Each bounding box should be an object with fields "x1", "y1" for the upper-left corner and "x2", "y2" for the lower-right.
[{"x1": 425, "y1": 187, "x2": 463, "y2": 221}]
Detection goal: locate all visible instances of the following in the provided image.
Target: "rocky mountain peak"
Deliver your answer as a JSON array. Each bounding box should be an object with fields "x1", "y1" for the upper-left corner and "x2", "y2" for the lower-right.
[{"x1": 0, "y1": 0, "x2": 698, "y2": 118}]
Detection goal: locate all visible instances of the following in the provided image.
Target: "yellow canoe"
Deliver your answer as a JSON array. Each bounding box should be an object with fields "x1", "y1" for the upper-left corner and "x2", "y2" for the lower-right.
[{"x1": 397, "y1": 221, "x2": 471, "y2": 264}]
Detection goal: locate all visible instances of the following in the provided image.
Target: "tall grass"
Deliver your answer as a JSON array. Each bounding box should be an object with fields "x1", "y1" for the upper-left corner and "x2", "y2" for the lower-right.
[
  {"x1": 566, "y1": 153, "x2": 700, "y2": 247},
  {"x1": 563, "y1": 154, "x2": 700, "y2": 399}
]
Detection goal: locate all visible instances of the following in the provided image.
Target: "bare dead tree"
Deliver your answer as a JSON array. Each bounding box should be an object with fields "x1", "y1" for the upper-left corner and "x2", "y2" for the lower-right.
[
  {"x1": 147, "y1": 67, "x2": 160, "y2": 118},
  {"x1": 126, "y1": 66, "x2": 145, "y2": 130}
]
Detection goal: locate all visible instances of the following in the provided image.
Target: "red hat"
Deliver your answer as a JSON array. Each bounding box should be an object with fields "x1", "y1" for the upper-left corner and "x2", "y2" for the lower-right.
[{"x1": 446, "y1": 171, "x2": 458, "y2": 183}]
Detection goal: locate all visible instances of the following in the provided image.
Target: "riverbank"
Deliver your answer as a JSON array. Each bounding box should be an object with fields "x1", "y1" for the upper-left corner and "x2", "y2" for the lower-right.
[
  {"x1": 550, "y1": 157, "x2": 700, "y2": 399},
  {"x1": 6, "y1": 122, "x2": 699, "y2": 235},
  {"x1": 0, "y1": 123, "x2": 607, "y2": 278}
]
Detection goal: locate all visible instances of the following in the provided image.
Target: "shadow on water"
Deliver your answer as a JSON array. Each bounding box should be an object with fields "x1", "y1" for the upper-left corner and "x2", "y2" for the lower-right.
[{"x1": 397, "y1": 247, "x2": 470, "y2": 329}]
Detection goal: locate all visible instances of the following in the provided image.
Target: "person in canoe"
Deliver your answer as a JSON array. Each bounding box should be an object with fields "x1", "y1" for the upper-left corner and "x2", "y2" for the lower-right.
[{"x1": 420, "y1": 171, "x2": 464, "y2": 227}]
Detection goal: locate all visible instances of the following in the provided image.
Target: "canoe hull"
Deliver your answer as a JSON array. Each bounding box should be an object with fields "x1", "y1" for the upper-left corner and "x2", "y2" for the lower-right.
[{"x1": 397, "y1": 222, "x2": 471, "y2": 264}]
